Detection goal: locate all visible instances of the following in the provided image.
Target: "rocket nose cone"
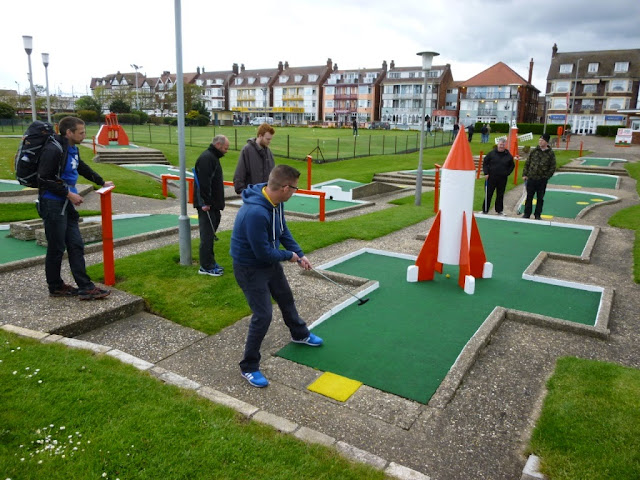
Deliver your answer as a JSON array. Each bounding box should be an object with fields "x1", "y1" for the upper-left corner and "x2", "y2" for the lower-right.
[{"x1": 442, "y1": 128, "x2": 475, "y2": 171}]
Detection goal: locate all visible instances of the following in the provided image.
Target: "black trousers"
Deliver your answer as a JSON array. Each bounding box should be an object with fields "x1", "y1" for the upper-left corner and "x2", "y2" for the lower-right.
[
  {"x1": 523, "y1": 178, "x2": 548, "y2": 218},
  {"x1": 483, "y1": 175, "x2": 508, "y2": 213},
  {"x1": 197, "y1": 208, "x2": 221, "y2": 269}
]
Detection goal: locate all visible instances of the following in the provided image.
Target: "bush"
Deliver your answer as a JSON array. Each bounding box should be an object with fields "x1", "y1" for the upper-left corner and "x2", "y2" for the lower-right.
[
  {"x1": 596, "y1": 125, "x2": 626, "y2": 137},
  {"x1": 118, "y1": 113, "x2": 142, "y2": 125},
  {"x1": 76, "y1": 109, "x2": 100, "y2": 123},
  {"x1": 148, "y1": 115, "x2": 164, "y2": 125},
  {"x1": 131, "y1": 109, "x2": 149, "y2": 124},
  {"x1": 0, "y1": 102, "x2": 15, "y2": 119},
  {"x1": 163, "y1": 117, "x2": 178, "y2": 126}
]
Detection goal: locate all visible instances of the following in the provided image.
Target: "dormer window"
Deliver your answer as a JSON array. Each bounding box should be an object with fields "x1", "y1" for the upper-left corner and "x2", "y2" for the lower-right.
[
  {"x1": 309, "y1": 74, "x2": 318, "y2": 82},
  {"x1": 294, "y1": 75, "x2": 303, "y2": 82},
  {"x1": 260, "y1": 77, "x2": 269, "y2": 84},
  {"x1": 248, "y1": 77, "x2": 255, "y2": 84},
  {"x1": 614, "y1": 62, "x2": 629, "y2": 73},
  {"x1": 235, "y1": 78, "x2": 243, "y2": 85},
  {"x1": 279, "y1": 75, "x2": 289, "y2": 83},
  {"x1": 588, "y1": 63, "x2": 599, "y2": 73},
  {"x1": 559, "y1": 64, "x2": 573, "y2": 74}
]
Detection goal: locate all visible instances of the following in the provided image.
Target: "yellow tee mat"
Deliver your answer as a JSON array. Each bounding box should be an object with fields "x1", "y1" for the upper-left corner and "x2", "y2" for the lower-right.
[{"x1": 307, "y1": 372, "x2": 362, "y2": 402}]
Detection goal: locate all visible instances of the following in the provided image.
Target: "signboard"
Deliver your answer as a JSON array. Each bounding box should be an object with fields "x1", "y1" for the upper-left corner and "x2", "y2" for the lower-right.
[
  {"x1": 549, "y1": 114, "x2": 566, "y2": 121},
  {"x1": 615, "y1": 128, "x2": 632, "y2": 146},
  {"x1": 605, "y1": 115, "x2": 624, "y2": 121},
  {"x1": 581, "y1": 79, "x2": 600, "y2": 84}
]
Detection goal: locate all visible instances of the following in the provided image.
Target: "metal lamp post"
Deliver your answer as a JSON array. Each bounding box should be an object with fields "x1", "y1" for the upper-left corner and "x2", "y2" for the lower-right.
[
  {"x1": 570, "y1": 58, "x2": 582, "y2": 134},
  {"x1": 22, "y1": 35, "x2": 37, "y2": 122},
  {"x1": 130, "y1": 63, "x2": 142, "y2": 109},
  {"x1": 42, "y1": 53, "x2": 51, "y2": 123},
  {"x1": 262, "y1": 87, "x2": 268, "y2": 120},
  {"x1": 415, "y1": 50, "x2": 439, "y2": 206}
]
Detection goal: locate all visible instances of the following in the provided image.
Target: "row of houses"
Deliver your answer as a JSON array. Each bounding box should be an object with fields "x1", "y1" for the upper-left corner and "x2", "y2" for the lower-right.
[{"x1": 88, "y1": 45, "x2": 640, "y2": 133}]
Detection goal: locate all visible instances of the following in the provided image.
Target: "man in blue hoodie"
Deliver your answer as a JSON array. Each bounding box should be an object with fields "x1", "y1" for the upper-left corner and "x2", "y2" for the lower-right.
[{"x1": 231, "y1": 165, "x2": 323, "y2": 388}]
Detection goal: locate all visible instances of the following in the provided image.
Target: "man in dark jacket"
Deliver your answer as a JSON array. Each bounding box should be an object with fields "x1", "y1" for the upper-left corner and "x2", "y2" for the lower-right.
[
  {"x1": 233, "y1": 123, "x2": 275, "y2": 194},
  {"x1": 37, "y1": 116, "x2": 113, "y2": 300},
  {"x1": 522, "y1": 133, "x2": 556, "y2": 220},
  {"x1": 482, "y1": 138, "x2": 515, "y2": 215},
  {"x1": 194, "y1": 135, "x2": 229, "y2": 276},
  {"x1": 230, "y1": 165, "x2": 323, "y2": 388}
]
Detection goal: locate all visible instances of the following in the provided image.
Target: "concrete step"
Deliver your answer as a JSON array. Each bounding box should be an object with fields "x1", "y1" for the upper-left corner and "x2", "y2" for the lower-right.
[
  {"x1": 94, "y1": 150, "x2": 169, "y2": 165},
  {"x1": 372, "y1": 173, "x2": 436, "y2": 187},
  {"x1": 558, "y1": 166, "x2": 629, "y2": 176}
]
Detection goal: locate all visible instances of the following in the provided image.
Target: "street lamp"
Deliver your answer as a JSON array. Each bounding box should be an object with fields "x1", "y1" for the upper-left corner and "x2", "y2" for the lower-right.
[
  {"x1": 570, "y1": 58, "x2": 582, "y2": 134},
  {"x1": 130, "y1": 63, "x2": 142, "y2": 109},
  {"x1": 415, "y1": 50, "x2": 439, "y2": 206},
  {"x1": 262, "y1": 87, "x2": 268, "y2": 121},
  {"x1": 42, "y1": 53, "x2": 51, "y2": 123},
  {"x1": 22, "y1": 35, "x2": 37, "y2": 122}
]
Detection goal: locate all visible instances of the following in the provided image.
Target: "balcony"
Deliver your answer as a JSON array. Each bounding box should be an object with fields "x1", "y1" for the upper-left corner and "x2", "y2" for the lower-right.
[
  {"x1": 334, "y1": 93, "x2": 357, "y2": 100},
  {"x1": 461, "y1": 92, "x2": 515, "y2": 100},
  {"x1": 282, "y1": 95, "x2": 304, "y2": 101}
]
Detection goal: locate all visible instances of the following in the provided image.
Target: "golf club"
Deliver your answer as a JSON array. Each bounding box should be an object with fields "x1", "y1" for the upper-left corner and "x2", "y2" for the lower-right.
[
  {"x1": 517, "y1": 179, "x2": 527, "y2": 215},
  {"x1": 300, "y1": 261, "x2": 369, "y2": 305},
  {"x1": 205, "y1": 209, "x2": 220, "y2": 241}
]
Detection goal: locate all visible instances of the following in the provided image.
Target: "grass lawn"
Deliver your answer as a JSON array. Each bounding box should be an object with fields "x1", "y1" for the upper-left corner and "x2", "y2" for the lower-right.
[
  {"x1": 528, "y1": 357, "x2": 640, "y2": 479},
  {"x1": 0, "y1": 203, "x2": 101, "y2": 223},
  {"x1": 0, "y1": 329, "x2": 385, "y2": 480}
]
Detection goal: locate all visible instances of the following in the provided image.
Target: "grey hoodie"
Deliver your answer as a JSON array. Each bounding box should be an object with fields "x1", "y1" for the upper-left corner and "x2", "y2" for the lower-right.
[{"x1": 233, "y1": 138, "x2": 275, "y2": 194}]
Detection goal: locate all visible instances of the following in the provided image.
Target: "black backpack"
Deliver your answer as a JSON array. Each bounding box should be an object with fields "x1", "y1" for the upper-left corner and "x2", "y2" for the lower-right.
[{"x1": 14, "y1": 121, "x2": 63, "y2": 188}]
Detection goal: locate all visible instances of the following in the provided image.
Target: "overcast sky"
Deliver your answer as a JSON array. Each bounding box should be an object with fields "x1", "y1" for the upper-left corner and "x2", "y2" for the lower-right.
[{"x1": 2, "y1": 0, "x2": 639, "y2": 99}]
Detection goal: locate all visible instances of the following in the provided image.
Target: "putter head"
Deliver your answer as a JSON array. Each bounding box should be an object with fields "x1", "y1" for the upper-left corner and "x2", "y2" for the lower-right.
[{"x1": 357, "y1": 298, "x2": 370, "y2": 306}]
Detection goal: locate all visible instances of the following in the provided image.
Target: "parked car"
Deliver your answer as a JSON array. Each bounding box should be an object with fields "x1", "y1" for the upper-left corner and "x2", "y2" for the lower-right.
[
  {"x1": 249, "y1": 116, "x2": 274, "y2": 126},
  {"x1": 368, "y1": 121, "x2": 390, "y2": 130}
]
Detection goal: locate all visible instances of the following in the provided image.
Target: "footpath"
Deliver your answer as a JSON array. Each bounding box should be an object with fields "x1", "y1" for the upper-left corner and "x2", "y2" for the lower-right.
[{"x1": 1, "y1": 135, "x2": 640, "y2": 479}]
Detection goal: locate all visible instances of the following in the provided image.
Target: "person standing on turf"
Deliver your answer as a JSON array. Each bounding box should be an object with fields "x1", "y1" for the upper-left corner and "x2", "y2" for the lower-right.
[
  {"x1": 522, "y1": 133, "x2": 556, "y2": 220},
  {"x1": 37, "y1": 116, "x2": 113, "y2": 300},
  {"x1": 482, "y1": 138, "x2": 515, "y2": 215},
  {"x1": 231, "y1": 165, "x2": 323, "y2": 388},
  {"x1": 193, "y1": 135, "x2": 229, "y2": 276},
  {"x1": 233, "y1": 123, "x2": 275, "y2": 194}
]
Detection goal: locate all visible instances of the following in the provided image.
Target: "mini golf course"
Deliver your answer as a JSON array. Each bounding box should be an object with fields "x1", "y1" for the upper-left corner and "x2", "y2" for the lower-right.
[
  {"x1": 515, "y1": 189, "x2": 618, "y2": 219},
  {"x1": 278, "y1": 217, "x2": 602, "y2": 404},
  {"x1": 122, "y1": 164, "x2": 192, "y2": 177},
  {"x1": 0, "y1": 180, "x2": 36, "y2": 193},
  {"x1": 0, "y1": 214, "x2": 197, "y2": 265},
  {"x1": 549, "y1": 172, "x2": 619, "y2": 189},
  {"x1": 577, "y1": 157, "x2": 628, "y2": 167}
]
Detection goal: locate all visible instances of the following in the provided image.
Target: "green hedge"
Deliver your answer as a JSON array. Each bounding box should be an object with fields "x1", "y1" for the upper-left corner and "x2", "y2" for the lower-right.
[
  {"x1": 596, "y1": 125, "x2": 626, "y2": 137},
  {"x1": 473, "y1": 122, "x2": 573, "y2": 137}
]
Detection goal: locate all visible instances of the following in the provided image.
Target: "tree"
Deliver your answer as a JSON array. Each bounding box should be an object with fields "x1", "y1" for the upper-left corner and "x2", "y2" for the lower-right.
[
  {"x1": 0, "y1": 102, "x2": 16, "y2": 119},
  {"x1": 109, "y1": 99, "x2": 131, "y2": 114},
  {"x1": 75, "y1": 95, "x2": 103, "y2": 115}
]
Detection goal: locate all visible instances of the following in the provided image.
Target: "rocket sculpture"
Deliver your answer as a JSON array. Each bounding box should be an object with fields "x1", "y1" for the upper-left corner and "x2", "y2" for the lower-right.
[{"x1": 408, "y1": 127, "x2": 492, "y2": 294}]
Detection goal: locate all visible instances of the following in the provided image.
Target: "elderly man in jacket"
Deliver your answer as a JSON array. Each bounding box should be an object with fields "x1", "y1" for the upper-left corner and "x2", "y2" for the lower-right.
[
  {"x1": 522, "y1": 133, "x2": 556, "y2": 220},
  {"x1": 482, "y1": 138, "x2": 515, "y2": 215}
]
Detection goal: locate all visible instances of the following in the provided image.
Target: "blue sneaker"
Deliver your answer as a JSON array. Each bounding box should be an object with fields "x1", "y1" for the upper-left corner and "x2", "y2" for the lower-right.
[
  {"x1": 198, "y1": 266, "x2": 223, "y2": 277},
  {"x1": 291, "y1": 333, "x2": 323, "y2": 347},
  {"x1": 214, "y1": 263, "x2": 225, "y2": 272},
  {"x1": 241, "y1": 371, "x2": 269, "y2": 388}
]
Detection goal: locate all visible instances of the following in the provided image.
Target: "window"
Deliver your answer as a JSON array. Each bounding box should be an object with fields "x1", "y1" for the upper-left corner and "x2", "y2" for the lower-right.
[
  {"x1": 260, "y1": 77, "x2": 269, "y2": 84},
  {"x1": 308, "y1": 74, "x2": 318, "y2": 82},
  {"x1": 559, "y1": 64, "x2": 573, "y2": 74},
  {"x1": 582, "y1": 84, "x2": 597, "y2": 93},
  {"x1": 248, "y1": 77, "x2": 255, "y2": 84},
  {"x1": 610, "y1": 79, "x2": 628, "y2": 92},
  {"x1": 552, "y1": 98, "x2": 567, "y2": 109},
  {"x1": 279, "y1": 76, "x2": 288, "y2": 83},
  {"x1": 235, "y1": 78, "x2": 243, "y2": 85},
  {"x1": 358, "y1": 85, "x2": 371, "y2": 95},
  {"x1": 608, "y1": 97, "x2": 629, "y2": 110},
  {"x1": 325, "y1": 86, "x2": 334, "y2": 95},
  {"x1": 614, "y1": 62, "x2": 629, "y2": 73},
  {"x1": 294, "y1": 75, "x2": 303, "y2": 82},
  {"x1": 588, "y1": 63, "x2": 599, "y2": 73},
  {"x1": 388, "y1": 72, "x2": 401, "y2": 79},
  {"x1": 581, "y1": 99, "x2": 595, "y2": 110},
  {"x1": 325, "y1": 100, "x2": 334, "y2": 108},
  {"x1": 554, "y1": 81, "x2": 571, "y2": 93}
]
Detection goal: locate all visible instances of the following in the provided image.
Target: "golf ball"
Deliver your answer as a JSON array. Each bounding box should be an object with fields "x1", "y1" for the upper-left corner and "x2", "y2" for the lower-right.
[{"x1": 446, "y1": 274, "x2": 450, "y2": 278}]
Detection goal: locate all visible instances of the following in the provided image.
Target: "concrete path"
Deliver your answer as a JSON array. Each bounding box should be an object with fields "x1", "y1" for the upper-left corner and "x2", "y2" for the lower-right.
[{"x1": 2, "y1": 135, "x2": 639, "y2": 479}]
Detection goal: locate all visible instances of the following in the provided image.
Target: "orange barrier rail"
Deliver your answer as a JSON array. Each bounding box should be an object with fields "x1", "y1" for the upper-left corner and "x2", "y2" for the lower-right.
[
  {"x1": 476, "y1": 151, "x2": 483, "y2": 179},
  {"x1": 161, "y1": 174, "x2": 194, "y2": 203},
  {"x1": 97, "y1": 185, "x2": 116, "y2": 286},
  {"x1": 296, "y1": 188, "x2": 326, "y2": 222},
  {"x1": 513, "y1": 156, "x2": 520, "y2": 185},
  {"x1": 306, "y1": 155, "x2": 313, "y2": 190}
]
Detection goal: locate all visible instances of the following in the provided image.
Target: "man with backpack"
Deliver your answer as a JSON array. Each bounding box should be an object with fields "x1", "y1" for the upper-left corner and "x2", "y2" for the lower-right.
[{"x1": 37, "y1": 116, "x2": 113, "y2": 300}]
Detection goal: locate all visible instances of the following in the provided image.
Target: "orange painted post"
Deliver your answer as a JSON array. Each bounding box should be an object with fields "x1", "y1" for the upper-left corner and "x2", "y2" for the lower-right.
[
  {"x1": 306, "y1": 155, "x2": 312, "y2": 190},
  {"x1": 97, "y1": 185, "x2": 116, "y2": 286},
  {"x1": 434, "y1": 163, "x2": 441, "y2": 213},
  {"x1": 161, "y1": 175, "x2": 170, "y2": 197},
  {"x1": 187, "y1": 177, "x2": 194, "y2": 204},
  {"x1": 513, "y1": 156, "x2": 520, "y2": 185},
  {"x1": 579, "y1": 141, "x2": 583, "y2": 157},
  {"x1": 565, "y1": 134, "x2": 570, "y2": 151},
  {"x1": 476, "y1": 151, "x2": 483, "y2": 179},
  {"x1": 92, "y1": 136, "x2": 96, "y2": 155},
  {"x1": 296, "y1": 188, "x2": 326, "y2": 222}
]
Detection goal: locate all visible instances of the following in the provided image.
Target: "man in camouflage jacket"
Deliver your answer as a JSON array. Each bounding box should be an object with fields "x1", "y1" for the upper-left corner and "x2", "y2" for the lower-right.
[{"x1": 522, "y1": 133, "x2": 556, "y2": 219}]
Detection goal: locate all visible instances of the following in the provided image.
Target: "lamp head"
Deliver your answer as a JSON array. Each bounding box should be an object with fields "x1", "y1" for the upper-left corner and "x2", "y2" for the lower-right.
[
  {"x1": 42, "y1": 53, "x2": 49, "y2": 67},
  {"x1": 22, "y1": 35, "x2": 33, "y2": 54},
  {"x1": 417, "y1": 51, "x2": 439, "y2": 71}
]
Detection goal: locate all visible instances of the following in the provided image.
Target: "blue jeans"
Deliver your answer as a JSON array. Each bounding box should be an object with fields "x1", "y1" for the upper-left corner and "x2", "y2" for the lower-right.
[
  {"x1": 39, "y1": 197, "x2": 94, "y2": 292},
  {"x1": 234, "y1": 262, "x2": 310, "y2": 372},
  {"x1": 197, "y1": 208, "x2": 220, "y2": 269}
]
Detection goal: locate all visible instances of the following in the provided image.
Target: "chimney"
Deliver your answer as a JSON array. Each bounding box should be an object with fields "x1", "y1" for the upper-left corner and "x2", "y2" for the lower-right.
[
  {"x1": 278, "y1": 61, "x2": 283, "y2": 71},
  {"x1": 528, "y1": 58, "x2": 533, "y2": 85},
  {"x1": 382, "y1": 60, "x2": 387, "y2": 71},
  {"x1": 327, "y1": 58, "x2": 332, "y2": 69},
  {"x1": 284, "y1": 61, "x2": 289, "y2": 69},
  {"x1": 197, "y1": 66, "x2": 201, "y2": 74},
  {"x1": 202, "y1": 66, "x2": 205, "y2": 73},
  {"x1": 390, "y1": 60, "x2": 395, "y2": 69},
  {"x1": 232, "y1": 63, "x2": 238, "y2": 74},
  {"x1": 333, "y1": 63, "x2": 338, "y2": 71},
  {"x1": 552, "y1": 43, "x2": 558, "y2": 58},
  {"x1": 240, "y1": 64, "x2": 245, "y2": 72}
]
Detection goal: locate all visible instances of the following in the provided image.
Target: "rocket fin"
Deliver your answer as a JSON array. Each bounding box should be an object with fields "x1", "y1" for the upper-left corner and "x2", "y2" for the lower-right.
[
  {"x1": 416, "y1": 210, "x2": 441, "y2": 281},
  {"x1": 469, "y1": 214, "x2": 487, "y2": 278},
  {"x1": 458, "y1": 211, "x2": 471, "y2": 289}
]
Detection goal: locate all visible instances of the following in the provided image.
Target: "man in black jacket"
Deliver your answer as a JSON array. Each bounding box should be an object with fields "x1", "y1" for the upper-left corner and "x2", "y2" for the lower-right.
[
  {"x1": 233, "y1": 123, "x2": 275, "y2": 194},
  {"x1": 37, "y1": 116, "x2": 113, "y2": 300},
  {"x1": 482, "y1": 138, "x2": 515, "y2": 215},
  {"x1": 194, "y1": 135, "x2": 229, "y2": 276}
]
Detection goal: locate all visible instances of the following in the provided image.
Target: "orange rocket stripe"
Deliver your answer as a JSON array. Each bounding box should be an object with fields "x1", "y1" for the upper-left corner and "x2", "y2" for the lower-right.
[
  {"x1": 458, "y1": 211, "x2": 471, "y2": 288},
  {"x1": 442, "y1": 125, "x2": 475, "y2": 171},
  {"x1": 416, "y1": 210, "x2": 442, "y2": 281}
]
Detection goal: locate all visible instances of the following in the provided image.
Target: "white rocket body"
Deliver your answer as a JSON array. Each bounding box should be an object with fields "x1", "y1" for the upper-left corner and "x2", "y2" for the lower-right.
[{"x1": 437, "y1": 169, "x2": 475, "y2": 265}]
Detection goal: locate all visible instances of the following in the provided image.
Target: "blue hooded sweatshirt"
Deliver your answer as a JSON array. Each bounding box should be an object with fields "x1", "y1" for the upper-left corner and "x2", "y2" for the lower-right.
[{"x1": 230, "y1": 183, "x2": 304, "y2": 267}]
